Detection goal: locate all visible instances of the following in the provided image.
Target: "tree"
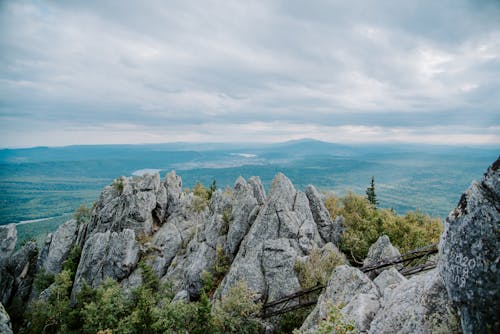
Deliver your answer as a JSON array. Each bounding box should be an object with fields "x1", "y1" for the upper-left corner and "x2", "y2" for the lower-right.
[{"x1": 366, "y1": 176, "x2": 378, "y2": 206}]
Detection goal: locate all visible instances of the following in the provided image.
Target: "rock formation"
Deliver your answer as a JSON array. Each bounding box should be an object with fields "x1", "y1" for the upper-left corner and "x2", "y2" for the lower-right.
[{"x1": 439, "y1": 157, "x2": 500, "y2": 333}]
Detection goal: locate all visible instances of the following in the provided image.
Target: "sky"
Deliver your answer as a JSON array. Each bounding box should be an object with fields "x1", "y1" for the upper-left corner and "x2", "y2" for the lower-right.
[{"x1": 0, "y1": 0, "x2": 499, "y2": 148}]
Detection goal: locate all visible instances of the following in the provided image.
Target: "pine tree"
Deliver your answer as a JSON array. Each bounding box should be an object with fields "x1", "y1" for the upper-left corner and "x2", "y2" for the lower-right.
[{"x1": 366, "y1": 176, "x2": 378, "y2": 206}]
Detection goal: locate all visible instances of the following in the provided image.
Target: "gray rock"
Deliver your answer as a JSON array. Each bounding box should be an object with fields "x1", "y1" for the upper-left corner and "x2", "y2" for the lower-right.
[
  {"x1": 342, "y1": 293, "x2": 380, "y2": 333},
  {"x1": 225, "y1": 177, "x2": 259, "y2": 257},
  {"x1": 300, "y1": 265, "x2": 380, "y2": 333},
  {"x1": 218, "y1": 173, "x2": 323, "y2": 303},
  {"x1": 363, "y1": 234, "x2": 402, "y2": 278},
  {"x1": 248, "y1": 176, "x2": 266, "y2": 205},
  {"x1": 185, "y1": 242, "x2": 216, "y2": 300},
  {"x1": 0, "y1": 241, "x2": 38, "y2": 306},
  {"x1": 72, "y1": 229, "x2": 139, "y2": 296},
  {"x1": 369, "y1": 270, "x2": 461, "y2": 334},
  {"x1": 42, "y1": 219, "x2": 79, "y2": 274},
  {"x1": 164, "y1": 171, "x2": 183, "y2": 216},
  {"x1": 0, "y1": 224, "x2": 17, "y2": 263},
  {"x1": 0, "y1": 302, "x2": 13, "y2": 334},
  {"x1": 173, "y1": 290, "x2": 189, "y2": 302},
  {"x1": 87, "y1": 173, "x2": 167, "y2": 237},
  {"x1": 36, "y1": 233, "x2": 52, "y2": 271},
  {"x1": 373, "y1": 267, "x2": 406, "y2": 295},
  {"x1": 149, "y1": 222, "x2": 182, "y2": 277},
  {"x1": 306, "y1": 185, "x2": 341, "y2": 244},
  {"x1": 439, "y1": 157, "x2": 500, "y2": 333}
]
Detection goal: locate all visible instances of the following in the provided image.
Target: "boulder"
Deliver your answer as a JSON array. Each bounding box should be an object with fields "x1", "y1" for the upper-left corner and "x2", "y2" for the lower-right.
[
  {"x1": 0, "y1": 224, "x2": 17, "y2": 263},
  {"x1": 373, "y1": 267, "x2": 406, "y2": 296},
  {"x1": 42, "y1": 219, "x2": 79, "y2": 274},
  {"x1": 439, "y1": 157, "x2": 500, "y2": 333},
  {"x1": 72, "y1": 229, "x2": 139, "y2": 296},
  {"x1": 300, "y1": 265, "x2": 380, "y2": 333},
  {"x1": 0, "y1": 302, "x2": 13, "y2": 334},
  {"x1": 363, "y1": 234, "x2": 402, "y2": 278},
  {"x1": 248, "y1": 176, "x2": 266, "y2": 206},
  {"x1": 369, "y1": 270, "x2": 461, "y2": 334}
]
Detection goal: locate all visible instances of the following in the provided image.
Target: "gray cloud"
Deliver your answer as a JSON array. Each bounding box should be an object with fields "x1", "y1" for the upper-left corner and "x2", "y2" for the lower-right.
[{"x1": 0, "y1": 0, "x2": 499, "y2": 147}]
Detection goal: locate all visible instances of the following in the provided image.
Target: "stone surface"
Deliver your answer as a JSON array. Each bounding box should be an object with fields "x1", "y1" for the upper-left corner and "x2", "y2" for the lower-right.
[
  {"x1": 363, "y1": 234, "x2": 402, "y2": 278},
  {"x1": 218, "y1": 173, "x2": 323, "y2": 304},
  {"x1": 72, "y1": 229, "x2": 139, "y2": 296},
  {"x1": 300, "y1": 265, "x2": 380, "y2": 333},
  {"x1": 369, "y1": 270, "x2": 461, "y2": 334},
  {"x1": 0, "y1": 302, "x2": 13, "y2": 334},
  {"x1": 439, "y1": 157, "x2": 500, "y2": 333},
  {"x1": 87, "y1": 173, "x2": 167, "y2": 237},
  {"x1": 42, "y1": 219, "x2": 79, "y2": 274},
  {"x1": 0, "y1": 224, "x2": 17, "y2": 263},
  {"x1": 373, "y1": 267, "x2": 406, "y2": 295},
  {"x1": 305, "y1": 185, "x2": 342, "y2": 244}
]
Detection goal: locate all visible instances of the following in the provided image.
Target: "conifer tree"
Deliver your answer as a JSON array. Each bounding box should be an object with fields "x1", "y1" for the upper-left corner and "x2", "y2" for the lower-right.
[{"x1": 366, "y1": 176, "x2": 378, "y2": 206}]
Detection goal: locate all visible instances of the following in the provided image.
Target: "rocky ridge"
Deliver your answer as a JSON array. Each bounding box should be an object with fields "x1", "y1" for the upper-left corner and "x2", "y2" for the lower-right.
[{"x1": 0, "y1": 156, "x2": 498, "y2": 333}]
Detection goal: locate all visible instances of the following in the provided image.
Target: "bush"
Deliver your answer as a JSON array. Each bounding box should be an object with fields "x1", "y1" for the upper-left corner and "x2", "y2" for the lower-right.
[
  {"x1": 113, "y1": 177, "x2": 125, "y2": 194},
  {"x1": 62, "y1": 245, "x2": 81, "y2": 280},
  {"x1": 294, "y1": 246, "x2": 346, "y2": 288},
  {"x1": 33, "y1": 269, "x2": 55, "y2": 293},
  {"x1": 314, "y1": 304, "x2": 358, "y2": 334},
  {"x1": 325, "y1": 192, "x2": 442, "y2": 263},
  {"x1": 73, "y1": 204, "x2": 91, "y2": 225},
  {"x1": 212, "y1": 280, "x2": 262, "y2": 334}
]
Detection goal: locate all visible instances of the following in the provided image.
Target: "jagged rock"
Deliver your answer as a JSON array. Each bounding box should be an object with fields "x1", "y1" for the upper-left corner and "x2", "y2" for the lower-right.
[
  {"x1": 164, "y1": 171, "x2": 183, "y2": 216},
  {"x1": 363, "y1": 234, "x2": 402, "y2": 278},
  {"x1": 248, "y1": 176, "x2": 266, "y2": 206},
  {"x1": 225, "y1": 177, "x2": 260, "y2": 257},
  {"x1": 305, "y1": 185, "x2": 342, "y2": 244},
  {"x1": 439, "y1": 157, "x2": 500, "y2": 333},
  {"x1": 373, "y1": 267, "x2": 406, "y2": 296},
  {"x1": 0, "y1": 302, "x2": 13, "y2": 334},
  {"x1": 86, "y1": 173, "x2": 167, "y2": 237},
  {"x1": 369, "y1": 270, "x2": 461, "y2": 334},
  {"x1": 0, "y1": 241, "x2": 38, "y2": 306},
  {"x1": 0, "y1": 224, "x2": 17, "y2": 263},
  {"x1": 149, "y1": 222, "x2": 182, "y2": 277},
  {"x1": 72, "y1": 229, "x2": 139, "y2": 296},
  {"x1": 300, "y1": 265, "x2": 380, "y2": 333},
  {"x1": 42, "y1": 219, "x2": 79, "y2": 274},
  {"x1": 218, "y1": 173, "x2": 323, "y2": 304},
  {"x1": 173, "y1": 290, "x2": 189, "y2": 302},
  {"x1": 36, "y1": 233, "x2": 52, "y2": 271},
  {"x1": 185, "y1": 243, "x2": 217, "y2": 300}
]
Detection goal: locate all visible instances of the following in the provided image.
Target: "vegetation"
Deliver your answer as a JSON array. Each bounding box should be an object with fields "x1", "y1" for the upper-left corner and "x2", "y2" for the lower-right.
[
  {"x1": 294, "y1": 246, "x2": 346, "y2": 288},
  {"x1": 325, "y1": 192, "x2": 443, "y2": 263},
  {"x1": 73, "y1": 204, "x2": 91, "y2": 225},
  {"x1": 113, "y1": 177, "x2": 125, "y2": 194},
  {"x1": 313, "y1": 304, "x2": 358, "y2": 334},
  {"x1": 32, "y1": 269, "x2": 55, "y2": 294},
  {"x1": 365, "y1": 176, "x2": 378, "y2": 206}
]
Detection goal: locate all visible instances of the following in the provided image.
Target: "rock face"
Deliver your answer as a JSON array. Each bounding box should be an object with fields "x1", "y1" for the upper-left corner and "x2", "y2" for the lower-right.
[
  {"x1": 305, "y1": 185, "x2": 342, "y2": 244},
  {"x1": 72, "y1": 229, "x2": 139, "y2": 296},
  {"x1": 0, "y1": 302, "x2": 13, "y2": 334},
  {"x1": 372, "y1": 267, "x2": 406, "y2": 296},
  {"x1": 363, "y1": 234, "x2": 402, "y2": 278},
  {"x1": 42, "y1": 219, "x2": 79, "y2": 274},
  {"x1": 300, "y1": 265, "x2": 380, "y2": 333},
  {"x1": 87, "y1": 173, "x2": 167, "y2": 237},
  {"x1": 218, "y1": 173, "x2": 323, "y2": 305},
  {"x1": 369, "y1": 270, "x2": 461, "y2": 334},
  {"x1": 439, "y1": 157, "x2": 500, "y2": 333},
  {"x1": 0, "y1": 224, "x2": 17, "y2": 263}
]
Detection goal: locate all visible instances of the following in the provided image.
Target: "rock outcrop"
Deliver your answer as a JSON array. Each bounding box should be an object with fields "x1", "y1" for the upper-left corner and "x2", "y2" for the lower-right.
[
  {"x1": 300, "y1": 265, "x2": 380, "y2": 333},
  {"x1": 218, "y1": 173, "x2": 323, "y2": 305},
  {"x1": 439, "y1": 157, "x2": 500, "y2": 333},
  {"x1": 305, "y1": 185, "x2": 342, "y2": 244},
  {"x1": 0, "y1": 224, "x2": 17, "y2": 263},
  {"x1": 0, "y1": 302, "x2": 13, "y2": 334},
  {"x1": 369, "y1": 270, "x2": 460, "y2": 334},
  {"x1": 41, "y1": 219, "x2": 79, "y2": 274},
  {"x1": 363, "y1": 234, "x2": 402, "y2": 278}
]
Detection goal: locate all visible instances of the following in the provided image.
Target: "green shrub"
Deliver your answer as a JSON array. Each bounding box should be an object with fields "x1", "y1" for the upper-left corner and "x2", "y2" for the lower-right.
[
  {"x1": 212, "y1": 280, "x2": 262, "y2": 334},
  {"x1": 276, "y1": 306, "x2": 314, "y2": 334},
  {"x1": 113, "y1": 177, "x2": 125, "y2": 194},
  {"x1": 294, "y1": 246, "x2": 346, "y2": 288},
  {"x1": 73, "y1": 204, "x2": 91, "y2": 225},
  {"x1": 62, "y1": 245, "x2": 81, "y2": 280},
  {"x1": 33, "y1": 269, "x2": 55, "y2": 293},
  {"x1": 314, "y1": 304, "x2": 358, "y2": 334},
  {"x1": 325, "y1": 192, "x2": 442, "y2": 262}
]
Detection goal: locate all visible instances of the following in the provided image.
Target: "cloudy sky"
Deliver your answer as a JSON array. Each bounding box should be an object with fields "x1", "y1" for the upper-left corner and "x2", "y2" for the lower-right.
[{"x1": 1, "y1": 0, "x2": 499, "y2": 148}]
